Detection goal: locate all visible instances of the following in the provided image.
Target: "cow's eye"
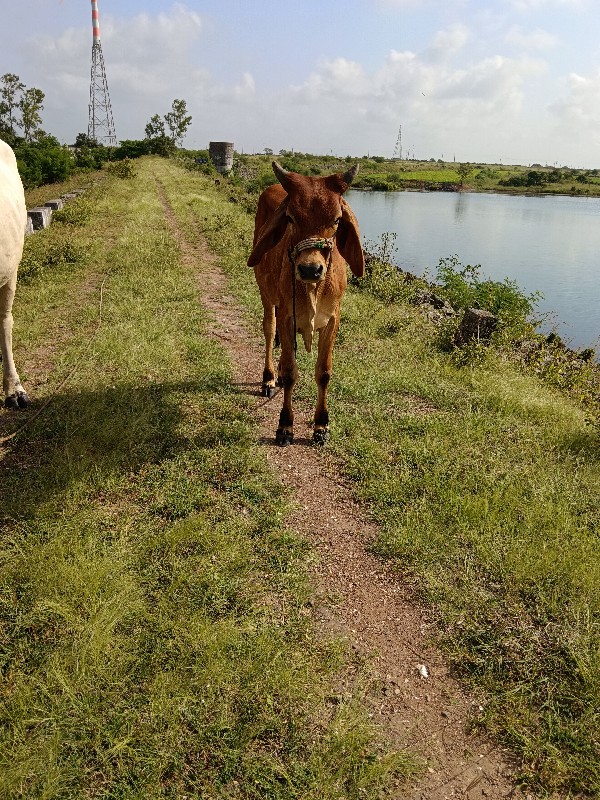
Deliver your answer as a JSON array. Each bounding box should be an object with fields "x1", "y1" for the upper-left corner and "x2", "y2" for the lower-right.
[{"x1": 334, "y1": 217, "x2": 342, "y2": 226}]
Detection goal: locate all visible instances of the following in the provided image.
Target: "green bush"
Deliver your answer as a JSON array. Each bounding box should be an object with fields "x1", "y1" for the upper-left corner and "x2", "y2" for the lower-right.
[
  {"x1": 14, "y1": 135, "x2": 73, "y2": 188},
  {"x1": 523, "y1": 338, "x2": 599, "y2": 419},
  {"x1": 74, "y1": 144, "x2": 112, "y2": 171},
  {"x1": 436, "y1": 255, "x2": 541, "y2": 337},
  {"x1": 353, "y1": 174, "x2": 394, "y2": 191},
  {"x1": 105, "y1": 158, "x2": 137, "y2": 179},
  {"x1": 352, "y1": 233, "x2": 428, "y2": 303},
  {"x1": 19, "y1": 228, "x2": 86, "y2": 282},
  {"x1": 246, "y1": 172, "x2": 278, "y2": 194},
  {"x1": 52, "y1": 197, "x2": 94, "y2": 225},
  {"x1": 111, "y1": 139, "x2": 173, "y2": 161}
]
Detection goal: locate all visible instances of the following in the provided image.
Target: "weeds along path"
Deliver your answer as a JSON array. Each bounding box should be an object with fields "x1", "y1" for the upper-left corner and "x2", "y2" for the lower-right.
[{"x1": 156, "y1": 177, "x2": 524, "y2": 800}]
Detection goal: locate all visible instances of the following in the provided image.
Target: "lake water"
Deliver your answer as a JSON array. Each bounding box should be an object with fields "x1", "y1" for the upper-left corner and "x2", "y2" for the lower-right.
[{"x1": 346, "y1": 189, "x2": 600, "y2": 352}]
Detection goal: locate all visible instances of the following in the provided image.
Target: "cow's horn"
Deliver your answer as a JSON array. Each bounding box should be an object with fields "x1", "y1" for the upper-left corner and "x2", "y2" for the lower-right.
[
  {"x1": 272, "y1": 160, "x2": 297, "y2": 192},
  {"x1": 272, "y1": 160, "x2": 289, "y2": 182}
]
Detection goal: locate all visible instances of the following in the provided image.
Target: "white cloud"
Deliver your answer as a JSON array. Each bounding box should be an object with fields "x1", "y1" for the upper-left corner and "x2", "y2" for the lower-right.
[
  {"x1": 508, "y1": 0, "x2": 589, "y2": 10},
  {"x1": 505, "y1": 25, "x2": 558, "y2": 49},
  {"x1": 425, "y1": 23, "x2": 471, "y2": 62},
  {"x1": 272, "y1": 44, "x2": 550, "y2": 161},
  {"x1": 550, "y1": 70, "x2": 600, "y2": 129},
  {"x1": 376, "y1": 0, "x2": 441, "y2": 6}
]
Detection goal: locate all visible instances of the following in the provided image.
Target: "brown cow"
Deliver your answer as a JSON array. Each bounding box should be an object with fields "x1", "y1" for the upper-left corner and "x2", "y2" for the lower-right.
[{"x1": 248, "y1": 161, "x2": 364, "y2": 446}]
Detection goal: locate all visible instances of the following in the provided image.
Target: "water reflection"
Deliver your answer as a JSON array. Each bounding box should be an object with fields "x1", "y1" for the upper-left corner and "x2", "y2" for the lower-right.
[{"x1": 454, "y1": 192, "x2": 467, "y2": 220}]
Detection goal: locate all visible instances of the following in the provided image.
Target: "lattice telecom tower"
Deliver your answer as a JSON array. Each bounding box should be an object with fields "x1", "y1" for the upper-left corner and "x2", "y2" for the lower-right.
[
  {"x1": 87, "y1": 0, "x2": 117, "y2": 145},
  {"x1": 392, "y1": 124, "x2": 402, "y2": 160}
]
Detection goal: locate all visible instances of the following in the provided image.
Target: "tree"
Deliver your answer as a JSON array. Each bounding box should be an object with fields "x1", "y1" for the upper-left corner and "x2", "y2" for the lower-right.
[
  {"x1": 144, "y1": 113, "x2": 165, "y2": 140},
  {"x1": 0, "y1": 73, "x2": 25, "y2": 135},
  {"x1": 19, "y1": 87, "x2": 45, "y2": 141},
  {"x1": 456, "y1": 163, "x2": 473, "y2": 186},
  {"x1": 526, "y1": 170, "x2": 545, "y2": 186},
  {"x1": 73, "y1": 132, "x2": 98, "y2": 148},
  {"x1": 163, "y1": 99, "x2": 192, "y2": 146}
]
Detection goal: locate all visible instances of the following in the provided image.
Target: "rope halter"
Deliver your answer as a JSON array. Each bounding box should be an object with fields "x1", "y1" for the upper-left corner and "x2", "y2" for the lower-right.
[{"x1": 288, "y1": 236, "x2": 335, "y2": 266}]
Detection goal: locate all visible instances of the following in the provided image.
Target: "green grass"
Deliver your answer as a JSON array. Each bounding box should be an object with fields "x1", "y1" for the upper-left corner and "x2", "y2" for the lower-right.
[
  {"x1": 331, "y1": 309, "x2": 600, "y2": 794},
  {"x1": 11, "y1": 155, "x2": 600, "y2": 796},
  {"x1": 167, "y1": 159, "x2": 600, "y2": 795},
  {"x1": 1, "y1": 160, "x2": 414, "y2": 798}
]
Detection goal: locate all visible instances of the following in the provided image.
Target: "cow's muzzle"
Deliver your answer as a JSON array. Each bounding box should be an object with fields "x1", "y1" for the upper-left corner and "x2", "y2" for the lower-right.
[
  {"x1": 297, "y1": 260, "x2": 325, "y2": 282},
  {"x1": 289, "y1": 236, "x2": 335, "y2": 282}
]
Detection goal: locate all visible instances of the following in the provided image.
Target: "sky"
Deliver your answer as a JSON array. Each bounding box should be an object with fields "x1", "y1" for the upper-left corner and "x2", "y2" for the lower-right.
[{"x1": 1, "y1": 0, "x2": 600, "y2": 167}]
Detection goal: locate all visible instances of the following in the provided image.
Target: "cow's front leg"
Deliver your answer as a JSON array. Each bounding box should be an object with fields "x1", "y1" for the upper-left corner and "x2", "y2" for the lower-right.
[
  {"x1": 275, "y1": 314, "x2": 298, "y2": 446},
  {"x1": 313, "y1": 311, "x2": 339, "y2": 445},
  {"x1": 261, "y1": 302, "x2": 277, "y2": 398},
  {"x1": 0, "y1": 283, "x2": 28, "y2": 410}
]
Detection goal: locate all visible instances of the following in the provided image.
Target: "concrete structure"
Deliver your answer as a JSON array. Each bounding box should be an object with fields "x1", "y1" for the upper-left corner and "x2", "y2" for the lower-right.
[
  {"x1": 209, "y1": 141, "x2": 234, "y2": 174},
  {"x1": 27, "y1": 207, "x2": 53, "y2": 231},
  {"x1": 45, "y1": 198, "x2": 64, "y2": 211}
]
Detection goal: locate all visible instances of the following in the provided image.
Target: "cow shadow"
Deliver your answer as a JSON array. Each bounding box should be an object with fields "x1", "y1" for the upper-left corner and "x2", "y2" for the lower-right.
[{"x1": 0, "y1": 379, "x2": 221, "y2": 520}]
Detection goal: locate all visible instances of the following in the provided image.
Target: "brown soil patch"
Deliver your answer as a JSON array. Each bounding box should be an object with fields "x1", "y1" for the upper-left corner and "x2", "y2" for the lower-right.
[{"x1": 157, "y1": 183, "x2": 527, "y2": 799}]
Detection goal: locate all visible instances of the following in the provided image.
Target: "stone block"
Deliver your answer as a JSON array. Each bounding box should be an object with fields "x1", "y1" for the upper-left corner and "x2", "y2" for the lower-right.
[
  {"x1": 455, "y1": 307, "x2": 498, "y2": 345},
  {"x1": 27, "y1": 207, "x2": 53, "y2": 231},
  {"x1": 45, "y1": 198, "x2": 64, "y2": 210}
]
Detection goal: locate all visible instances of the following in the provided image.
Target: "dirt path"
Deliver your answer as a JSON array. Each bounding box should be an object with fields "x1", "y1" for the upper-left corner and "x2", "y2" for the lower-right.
[{"x1": 157, "y1": 184, "x2": 526, "y2": 800}]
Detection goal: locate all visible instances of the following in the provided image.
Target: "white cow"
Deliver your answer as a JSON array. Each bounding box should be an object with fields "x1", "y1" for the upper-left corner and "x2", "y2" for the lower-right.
[{"x1": 0, "y1": 139, "x2": 28, "y2": 409}]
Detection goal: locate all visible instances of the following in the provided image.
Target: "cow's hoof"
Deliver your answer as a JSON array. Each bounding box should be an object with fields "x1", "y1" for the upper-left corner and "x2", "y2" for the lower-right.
[
  {"x1": 276, "y1": 427, "x2": 294, "y2": 446},
  {"x1": 5, "y1": 391, "x2": 28, "y2": 410},
  {"x1": 313, "y1": 427, "x2": 330, "y2": 446},
  {"x1": 261, "y1": 383, "x2": 276, "y2": 398}
]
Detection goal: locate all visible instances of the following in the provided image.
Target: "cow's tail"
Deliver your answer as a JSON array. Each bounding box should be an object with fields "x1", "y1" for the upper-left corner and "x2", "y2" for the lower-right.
[{"x1": 274, "y1": 306, "x2": 280, "y2": 348}]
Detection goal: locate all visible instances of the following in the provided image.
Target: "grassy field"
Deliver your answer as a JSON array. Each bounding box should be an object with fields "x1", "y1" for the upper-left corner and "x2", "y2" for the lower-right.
[
  {"x1": 4, "y1": 155, "x2": 599, "y2": 797},
  {"x1": 169, "y1": 157, "x2": 599, "y2": 795},
  {"x1": 1, "y1": 160, "x2": 412, "y2": 799}
]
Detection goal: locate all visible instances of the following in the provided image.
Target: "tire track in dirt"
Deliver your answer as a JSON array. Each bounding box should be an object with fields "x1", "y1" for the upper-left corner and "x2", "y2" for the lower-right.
[{"x1": 157, "y1": 182, "x2": 526, "y2": 800}]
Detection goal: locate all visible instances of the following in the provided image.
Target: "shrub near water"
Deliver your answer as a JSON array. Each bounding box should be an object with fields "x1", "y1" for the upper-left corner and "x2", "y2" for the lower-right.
[{"x1": 436, "y1": 255, "x2": 541, "y2": 335}]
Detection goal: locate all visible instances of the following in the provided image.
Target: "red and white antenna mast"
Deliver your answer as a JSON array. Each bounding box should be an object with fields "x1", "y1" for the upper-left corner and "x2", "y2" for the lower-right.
[{"x1": 87, "y1": 0, "x2": 117, "y2": 145}]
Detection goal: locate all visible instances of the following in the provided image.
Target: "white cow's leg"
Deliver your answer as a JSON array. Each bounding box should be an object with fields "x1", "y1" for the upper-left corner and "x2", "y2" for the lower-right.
[{"x1": 0, "y1": 280, "x2": 28, "y2": 409}]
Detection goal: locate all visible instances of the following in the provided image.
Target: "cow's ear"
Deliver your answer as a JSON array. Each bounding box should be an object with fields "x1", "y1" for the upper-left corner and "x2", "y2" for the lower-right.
[
  {"x1": 337, "y1": 198, "x2": 364, "y2": 277},
  {"x1": 247, "y1": 199, "x2": 289, "y2": 268},
  {"x1": 325, "y1": 163, "x2": 359, "y2": 194}
]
